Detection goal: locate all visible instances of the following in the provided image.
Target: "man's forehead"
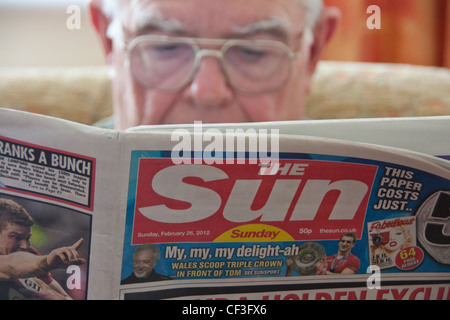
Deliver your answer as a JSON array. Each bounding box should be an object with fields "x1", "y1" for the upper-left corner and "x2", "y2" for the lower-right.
[
  {"x1": 134, "y1": 250, "x2": 154, "y2": 260},
  {"x1": 123, "y1": 0, "x2": 305, "y2": 37}
]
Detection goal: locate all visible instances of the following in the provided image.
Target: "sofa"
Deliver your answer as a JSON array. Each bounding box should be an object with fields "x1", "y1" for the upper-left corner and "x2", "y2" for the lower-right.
[{"x1": 0, "y1": 61, "x2": 449, "y2": 126}]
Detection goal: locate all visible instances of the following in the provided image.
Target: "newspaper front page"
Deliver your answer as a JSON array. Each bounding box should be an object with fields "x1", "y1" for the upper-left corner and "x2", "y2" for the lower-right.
[{"x1": 0, "y1": 108, "x2": 449, "y2": 300}]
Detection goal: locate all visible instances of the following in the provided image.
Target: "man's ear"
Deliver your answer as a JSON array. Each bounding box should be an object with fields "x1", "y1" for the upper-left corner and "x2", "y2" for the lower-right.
[
  {"x1": 307, "y1": 7, "x2": 341, "y2": 78},
  {"x1": 89, "y1": 0, "x2": 113, "y2": 57}
]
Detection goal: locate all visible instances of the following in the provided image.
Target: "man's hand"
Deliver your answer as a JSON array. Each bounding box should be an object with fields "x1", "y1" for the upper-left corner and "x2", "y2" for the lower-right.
[
  {"x1": 37, "y1": 239, "x2": 86, "y2": 272},
  {"x1": 22, "y1": 277, "x2": 72, "y2": 300}
]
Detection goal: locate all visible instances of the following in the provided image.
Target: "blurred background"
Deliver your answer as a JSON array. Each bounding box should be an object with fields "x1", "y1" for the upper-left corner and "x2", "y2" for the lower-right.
[
  {"x1": 0, "y1": 0, "x2": 449, "y2": 68},
  {"x1": 323, "y1": 0, "x2": 450, "y2": 68},
  {"x1": 0, "y1": 0, "x2": 104, "y2": 67}
]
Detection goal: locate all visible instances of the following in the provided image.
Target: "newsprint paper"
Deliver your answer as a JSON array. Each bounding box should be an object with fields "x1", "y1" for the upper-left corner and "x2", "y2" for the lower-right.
[{"x1": 0, "y1": 108, "x2": 449, "y2": 300}]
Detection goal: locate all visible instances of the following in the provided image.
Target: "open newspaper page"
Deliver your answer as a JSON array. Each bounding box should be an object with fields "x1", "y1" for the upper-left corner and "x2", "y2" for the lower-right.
[
  {"x1": 0, "y1": 108, "x2": 122, "y2": 300},
  {"x1": 118, "y1": 122, "x2": 450, "y2": 300},
  {"x1": 0, "y1": 108, "x2": 449, "y2": 300}
]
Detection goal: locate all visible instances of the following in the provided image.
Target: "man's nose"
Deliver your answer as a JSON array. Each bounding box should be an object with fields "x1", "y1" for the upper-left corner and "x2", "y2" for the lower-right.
[
  {"x1": 185, "y1": 56, "x2": 233, "y2": 110},
  {"x1": 18, "y1": 240, "x2": 30, "y2": 250}
]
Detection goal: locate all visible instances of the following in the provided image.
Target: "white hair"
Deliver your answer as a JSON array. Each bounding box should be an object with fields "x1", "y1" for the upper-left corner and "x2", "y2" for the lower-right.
[
  {"x1": 103, "y1": 0, "x2": 323, "y2": 41},
  {"x1": 101, "y1": 0, "x2": 125, "y2": 43},
  {"x1": 300, "y1": 0, "x2": 324, "y2": 29}
]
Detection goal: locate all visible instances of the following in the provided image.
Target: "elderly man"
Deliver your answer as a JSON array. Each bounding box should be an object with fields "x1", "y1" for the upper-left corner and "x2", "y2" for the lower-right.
[
  {"x1": 89, "y1": 0, "x2": 339, "y2": 129},
  {"x1": 121, "y1": 244, "x2": 171, "y2": 284}
]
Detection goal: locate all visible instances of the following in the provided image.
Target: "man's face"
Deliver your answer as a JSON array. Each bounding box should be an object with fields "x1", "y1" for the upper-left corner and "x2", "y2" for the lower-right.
[
  {"x1": 338, "y1": 236, "x2": 355, "y2": 255},
  {"x1": 0, "y1": 222, "x2": 32, "y2": 255},
  {"x1": 133, "y1": 250, "x2": 156, "y2": 278},
  {"x1": 110, "y1": 0, "x2": 314, "y2": 129}
]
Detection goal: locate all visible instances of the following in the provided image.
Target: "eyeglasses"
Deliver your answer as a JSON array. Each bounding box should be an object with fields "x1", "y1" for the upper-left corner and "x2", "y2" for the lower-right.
[{"x1": 125, "y1": 35, "x2": 300, "y2": 94}]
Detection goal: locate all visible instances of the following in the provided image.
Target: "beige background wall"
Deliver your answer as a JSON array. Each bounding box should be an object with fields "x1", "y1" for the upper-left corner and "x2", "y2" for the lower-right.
[{"x1": 0, "y1": 0, "x2": 105, "y2": 67}]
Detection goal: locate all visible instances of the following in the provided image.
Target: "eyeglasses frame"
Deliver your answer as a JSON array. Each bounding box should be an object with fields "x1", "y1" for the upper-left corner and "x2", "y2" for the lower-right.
[{"x1": 124, "y1": 35, "x2": 301, "y2": 94}]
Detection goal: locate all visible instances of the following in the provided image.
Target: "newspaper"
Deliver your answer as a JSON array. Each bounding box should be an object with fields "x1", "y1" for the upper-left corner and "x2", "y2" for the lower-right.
[{"x1": 0, "y1": 107, "x2": 449, "y2": 300}]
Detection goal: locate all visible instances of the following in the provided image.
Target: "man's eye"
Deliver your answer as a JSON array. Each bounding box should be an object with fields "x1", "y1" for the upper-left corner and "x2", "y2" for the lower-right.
[
  {"x1": 151, "y1": 43, "x2": 190, "y2": 58},
  {"x1": 155, "y1": 44, "x2": 181, "y2": 52},
  {"x1": 237, "y1": 46, "x2": 266, "y2": 59},
  {"x1": 13, "y1": 235, "x2": 28, "y2": 242}
]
